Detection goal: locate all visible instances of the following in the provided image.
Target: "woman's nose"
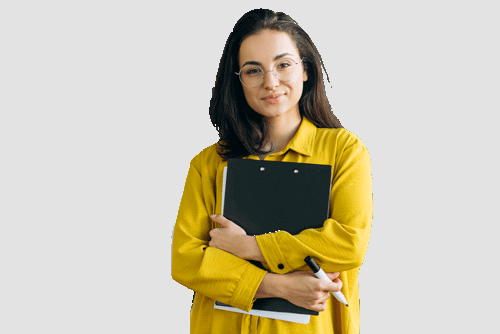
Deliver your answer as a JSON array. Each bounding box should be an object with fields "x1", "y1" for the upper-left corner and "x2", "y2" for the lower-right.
[{"x1": 262, "y1": 70, "x2": 280, "y2": 89}]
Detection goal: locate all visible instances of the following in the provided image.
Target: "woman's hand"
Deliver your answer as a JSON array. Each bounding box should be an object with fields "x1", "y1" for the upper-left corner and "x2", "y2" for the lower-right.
[
  {"x1": 282, "y1": 271, "x2": 342, "y2": 312},
  {"x1": 209, "y1": 215, "x2": 266, "y2": 262},
  {"x1": 256, "y1": 271, "x2": 343, "y2": 313}
]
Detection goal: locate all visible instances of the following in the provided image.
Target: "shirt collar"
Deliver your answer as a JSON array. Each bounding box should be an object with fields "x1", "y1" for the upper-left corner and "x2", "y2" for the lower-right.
[{"x1": 283, "y1": 117, "x2": 316, "y2": 157}]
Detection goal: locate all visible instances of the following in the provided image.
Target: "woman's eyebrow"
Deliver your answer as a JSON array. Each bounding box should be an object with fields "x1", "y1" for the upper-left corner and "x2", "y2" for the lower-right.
[
  {"x1": 273, "y1": 52, "x2": 293, "y2": 61},
  {"x1": 240, "y1": 53, "x2": 294, "y2": 68}
]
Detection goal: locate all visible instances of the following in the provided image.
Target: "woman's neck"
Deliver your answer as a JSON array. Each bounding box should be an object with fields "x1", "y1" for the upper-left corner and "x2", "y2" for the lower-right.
[{"x1": 259, "y1": 112, "x2": 302, "y2": 160}]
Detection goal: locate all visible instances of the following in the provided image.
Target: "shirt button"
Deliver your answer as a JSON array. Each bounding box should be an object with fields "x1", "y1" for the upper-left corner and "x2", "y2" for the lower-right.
[{"x1": 278, "y1": 264, "x2": 284, "y2": 270}]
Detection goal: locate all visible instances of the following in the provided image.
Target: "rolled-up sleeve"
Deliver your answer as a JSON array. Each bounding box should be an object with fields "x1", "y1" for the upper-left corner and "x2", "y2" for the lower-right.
[
  {"x1": 255, "y1": 135, "x2": 372, "y2": 274},
  {"x1": 172, "y1": 154, "x2": 267, "y2": 312}
]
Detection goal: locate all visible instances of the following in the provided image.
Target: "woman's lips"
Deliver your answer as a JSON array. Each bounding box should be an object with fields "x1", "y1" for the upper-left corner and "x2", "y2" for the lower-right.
[{"x1": 262, "y1": 93, "x2": 283, "y2": 104}]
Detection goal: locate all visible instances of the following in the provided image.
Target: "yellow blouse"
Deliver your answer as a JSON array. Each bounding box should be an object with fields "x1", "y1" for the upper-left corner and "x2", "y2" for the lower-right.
[{"x1": 172, "y1": 118, "x2": 372, "y2": 333}]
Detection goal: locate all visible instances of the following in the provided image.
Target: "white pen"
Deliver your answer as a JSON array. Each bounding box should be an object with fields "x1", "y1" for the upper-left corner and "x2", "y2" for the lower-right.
[{"x1": 304, "y1": 256, "x2": 348, "y2": 307}]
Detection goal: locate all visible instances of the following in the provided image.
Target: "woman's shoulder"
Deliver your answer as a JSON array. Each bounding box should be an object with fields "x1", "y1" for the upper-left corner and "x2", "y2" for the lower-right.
[
  {"x1": 315, "y1": 127, "x2": 367, "y2": 151},
  {"x1": 189, "y1": 142, "x2": 225, "y2": 172}
]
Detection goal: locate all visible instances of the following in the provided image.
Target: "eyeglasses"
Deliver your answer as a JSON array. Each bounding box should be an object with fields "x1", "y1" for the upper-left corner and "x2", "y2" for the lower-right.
[{"x1": 235, "y1": 58, "x2": 304, "y2": 88}]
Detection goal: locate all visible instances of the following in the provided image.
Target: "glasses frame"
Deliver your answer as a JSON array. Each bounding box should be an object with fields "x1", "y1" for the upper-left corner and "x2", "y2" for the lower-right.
[{"x1": 235, "y1": 58, "x2": 304, "y2": 88}]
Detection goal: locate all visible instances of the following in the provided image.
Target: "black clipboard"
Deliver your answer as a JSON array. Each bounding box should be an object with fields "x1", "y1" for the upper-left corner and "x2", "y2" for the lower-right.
[{"x1": 215, "y1": 159, "x2": 332, "y2": 323}]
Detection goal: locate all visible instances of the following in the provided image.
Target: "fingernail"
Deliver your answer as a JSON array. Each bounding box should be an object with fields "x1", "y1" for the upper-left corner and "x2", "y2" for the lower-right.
[{"x1": 210, "y1": 214, "x2": 217, "y2": 219}]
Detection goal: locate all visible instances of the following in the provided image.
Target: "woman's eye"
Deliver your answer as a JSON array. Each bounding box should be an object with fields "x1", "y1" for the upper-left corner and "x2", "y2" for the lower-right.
[
  {"x1": 278, "y1": 62, "x2": 292, "y2": 69},
  {"x1": 246, "y1": 68, "x2": 262, "y2": 75}
]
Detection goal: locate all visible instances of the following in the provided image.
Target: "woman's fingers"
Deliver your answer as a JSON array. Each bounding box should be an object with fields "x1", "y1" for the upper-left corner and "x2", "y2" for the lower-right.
[
  {"x1": 210, "y1": 214, "x2": 232, "y2": 228},
  {"x1": 323, "y1": 272, "x2": 342, "y2": 292},
  {"x1": 281, "y1": 271, "x2": 344, "y2": 312},
  {"x1": 332, "y1": 277, "x2": 343, "y2": 292},
  {"x1": 317, "y1": 291, "x2": 331, "y2": 304},
  {"x1": 325, "y1": 272, "x2": 340, "y2": 280},
  {"x1": 316, "y1": 301, "x2": 327, "y2": 312}
]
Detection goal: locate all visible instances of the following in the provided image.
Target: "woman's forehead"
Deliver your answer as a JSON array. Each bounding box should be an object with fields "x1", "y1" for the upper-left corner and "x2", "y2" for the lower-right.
[{"x1": 238, "y1": 30, "x2": 299, "y2": 66}]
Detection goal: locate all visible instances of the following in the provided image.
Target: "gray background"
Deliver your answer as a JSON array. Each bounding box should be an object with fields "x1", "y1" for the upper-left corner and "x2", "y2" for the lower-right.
[{"x1": 1, "y1": 1, "x2": 498, "y2": 333}]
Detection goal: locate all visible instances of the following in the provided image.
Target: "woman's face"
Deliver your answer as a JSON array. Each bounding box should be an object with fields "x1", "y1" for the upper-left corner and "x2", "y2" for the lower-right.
[{"x1": 238, "y1": 30, "x2": 308, "y2": 120}]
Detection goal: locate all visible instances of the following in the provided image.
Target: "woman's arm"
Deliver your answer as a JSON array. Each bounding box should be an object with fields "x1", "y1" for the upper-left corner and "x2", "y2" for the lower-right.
[
  {"x1": 255, "y1": 137, "x2": 373, "y2": 274},
  {"x1": 171, "y1": 158, "x2": 267, "y2": 312},
  {"x1": 255, "y1": 271, "x2": 343, "y2": 313},
  {"x1": 208, "y1": 136, "x2": 372, "y2": 274},
  {"x1": 208, "y1": 138, "x2": 372, "y2": 274},
  {"x1": 208, "y1": 214, "x2": 266, "y2": 262}
]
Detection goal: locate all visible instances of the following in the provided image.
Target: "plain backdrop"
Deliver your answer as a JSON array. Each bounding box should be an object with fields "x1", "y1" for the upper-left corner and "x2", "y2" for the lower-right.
[{"x1": 1, "y1": 1, "x2": 499, "y2": 333}]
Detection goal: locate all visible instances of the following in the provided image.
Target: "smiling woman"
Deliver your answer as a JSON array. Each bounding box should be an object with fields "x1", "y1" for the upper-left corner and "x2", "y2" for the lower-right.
[
  {"x1": 172, "y1": 8, "x2": 372, "y2": 334},
  {"x1": 210, "y1": 9, "x2": 342, "y2": 160},
  {"x1": 238, "y1": 30, "x2": 307, "y2": 125}
]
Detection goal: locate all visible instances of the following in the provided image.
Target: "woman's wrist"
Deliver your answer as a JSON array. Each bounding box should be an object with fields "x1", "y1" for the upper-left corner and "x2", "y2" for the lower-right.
[
  {"x1": 243, "y1": 236, "x2": 266, "y2": 263},
  {"x1": 254, "y1": 273, "x2": 286, "y2": 299}
]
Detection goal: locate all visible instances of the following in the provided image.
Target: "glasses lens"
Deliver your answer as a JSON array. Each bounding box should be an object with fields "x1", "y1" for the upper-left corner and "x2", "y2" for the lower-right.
[
  {"x1": 238, "y1": 58, "x2": 301, "y2": 87},
  {"x1": 275, "y1": 58, "x2": 297, "y2": 82},
  {"x1": 240, "y1": 65, "x2": 263, "y2": 87}
]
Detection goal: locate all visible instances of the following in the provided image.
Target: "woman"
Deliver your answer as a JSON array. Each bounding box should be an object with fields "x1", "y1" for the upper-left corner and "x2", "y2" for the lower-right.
[{"x1": 172, "y1": 9, "x2": 372, "y2": 334}]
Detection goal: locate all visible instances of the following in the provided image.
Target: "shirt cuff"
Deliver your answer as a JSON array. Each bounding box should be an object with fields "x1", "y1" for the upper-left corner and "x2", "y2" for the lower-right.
[
  {"x1": 229, "y1": 262, "x2": 267, "y2": 312},
  {"x1": 255, "y1": 232, "x2": 291, "y2": 274}
]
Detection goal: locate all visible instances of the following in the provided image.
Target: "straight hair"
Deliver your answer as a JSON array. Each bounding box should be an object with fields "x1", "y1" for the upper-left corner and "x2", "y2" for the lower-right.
[{"x1": 209, "y1": 9, "x2": 342, "y2": 160}]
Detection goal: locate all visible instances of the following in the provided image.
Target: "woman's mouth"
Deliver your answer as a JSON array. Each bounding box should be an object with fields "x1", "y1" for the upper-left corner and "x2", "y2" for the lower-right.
[{"x1": 262, "y1": 93, "x2": 283, "y2": 104}]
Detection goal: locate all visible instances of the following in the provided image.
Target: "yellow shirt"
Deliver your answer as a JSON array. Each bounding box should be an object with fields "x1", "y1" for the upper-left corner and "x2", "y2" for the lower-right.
[{"x1": 172, "y1": 118, "x2": 372, "y2": 333}]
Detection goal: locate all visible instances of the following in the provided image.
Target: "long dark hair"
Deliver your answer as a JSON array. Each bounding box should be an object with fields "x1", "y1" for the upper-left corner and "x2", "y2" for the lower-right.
[{"x1": 209, "y1": 9, "x2": 342, "y2": 160}]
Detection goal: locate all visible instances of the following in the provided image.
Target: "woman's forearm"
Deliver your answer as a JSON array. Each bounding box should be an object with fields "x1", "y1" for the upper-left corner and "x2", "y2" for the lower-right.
[
  {"x1": 209, "y1": 215, "x2": 267, "y2": 263},
  {"x1": 254, "y1": 271, "x2": 343, "y2": 313},
  {"x1": 254, "y1": 273, "x2": 283, "y2": 299},
  {"x1": 244, "y1": 236, "x2": 267, "y2": 263}
]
